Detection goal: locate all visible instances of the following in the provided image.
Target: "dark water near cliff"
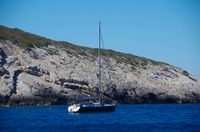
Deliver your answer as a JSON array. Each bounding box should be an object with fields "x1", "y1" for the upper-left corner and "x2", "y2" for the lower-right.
[{"x1": 0, "y1": 104, "x2": 200, "y2": 132}]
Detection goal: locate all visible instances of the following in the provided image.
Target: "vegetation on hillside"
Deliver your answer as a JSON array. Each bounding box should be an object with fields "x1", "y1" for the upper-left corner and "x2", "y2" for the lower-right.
[
  {"x1": 0, "y1": 25, "x2": 169, "y2": 67},
  {"x1": 0, "y1": 25, "x2": 49, "y2": 48}
]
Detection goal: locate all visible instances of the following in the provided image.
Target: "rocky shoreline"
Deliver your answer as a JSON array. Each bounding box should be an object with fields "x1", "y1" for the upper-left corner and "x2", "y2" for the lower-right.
[{"x1": 0, "y1": 25, "x2": 200, "y2": 106}]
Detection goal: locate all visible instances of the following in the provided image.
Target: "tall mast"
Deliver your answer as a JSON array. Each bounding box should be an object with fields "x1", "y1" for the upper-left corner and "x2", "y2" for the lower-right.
[{"x1": 97, "y1": 22, "x2": 102, "y2": 104}]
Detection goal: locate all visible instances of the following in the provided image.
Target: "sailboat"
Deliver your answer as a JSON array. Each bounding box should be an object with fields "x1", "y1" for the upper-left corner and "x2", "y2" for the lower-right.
[{"x1": 68, "y1": 22, "x2": 117, "y2": 113}]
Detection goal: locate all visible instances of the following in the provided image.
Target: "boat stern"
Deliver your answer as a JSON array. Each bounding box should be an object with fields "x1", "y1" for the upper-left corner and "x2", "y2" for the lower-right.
[{"x1": 68, "y1": 104, "x2": 81, "y2": 113}]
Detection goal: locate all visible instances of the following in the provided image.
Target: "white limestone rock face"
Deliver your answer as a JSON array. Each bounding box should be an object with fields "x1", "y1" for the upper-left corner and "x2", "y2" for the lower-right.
[{"x1": 0, "y1": 31, "x2": 200, "y2": 105}]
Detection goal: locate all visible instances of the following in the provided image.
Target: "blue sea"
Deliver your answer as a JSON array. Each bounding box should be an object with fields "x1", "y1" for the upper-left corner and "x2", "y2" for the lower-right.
[{"x1": 0, "y1": 104, "x2": 200, "y2": 132}]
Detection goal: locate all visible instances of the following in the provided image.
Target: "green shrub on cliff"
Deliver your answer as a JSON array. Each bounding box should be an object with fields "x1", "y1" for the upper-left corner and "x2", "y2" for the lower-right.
[{"x1": 0, "y1": 25, "x2": 49, "y2": 48}]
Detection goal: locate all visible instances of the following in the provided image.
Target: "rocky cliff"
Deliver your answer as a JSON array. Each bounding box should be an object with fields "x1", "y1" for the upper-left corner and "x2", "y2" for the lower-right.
[{"x1": 0, "y1": 25, "x2": 200, "y2": 106}]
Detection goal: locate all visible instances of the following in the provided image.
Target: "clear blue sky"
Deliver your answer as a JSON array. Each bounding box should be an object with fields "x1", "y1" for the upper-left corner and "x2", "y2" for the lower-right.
[{"x1": 0, "y1": 0, "x2": 200, "y2": 77}]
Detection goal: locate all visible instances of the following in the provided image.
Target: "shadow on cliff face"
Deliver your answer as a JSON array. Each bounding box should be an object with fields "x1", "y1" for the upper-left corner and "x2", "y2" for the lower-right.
[
  {"x1": 2, "y1": 91, "x2": 200, "y2": 106},
  {"x1": 7, "y1": 96, "x2": 69, "y2": 106},
  {"x1": 12, "y1": 70, "x2": 22, "y2": 94},
  {"x1": 140, "y1": 93, "x2": 183, "y2": 104},
  {"x1": 0, "y1": 70, "x2": 23, "y2": 105},
  {"x1": 0, "y1": 48, "x2": 7, "y2": 65},
  {"x1": 140, "y1": 93, "x2": 159, "y2": 103},
  {"x1": 113, "y1": 92, "x2": 200, "y2": 104},
  {"x1": 0, "y1": 48, "x2": 9, "y2": 76},
  {"x1": 0, "y1": 48, "x2": 9, "y2": 104}
]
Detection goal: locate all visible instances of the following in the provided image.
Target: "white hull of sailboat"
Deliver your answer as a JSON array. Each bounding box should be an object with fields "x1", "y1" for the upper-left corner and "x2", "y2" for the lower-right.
[{"x1": 68, "y1": 104, "x2": 81, "y2": 113}]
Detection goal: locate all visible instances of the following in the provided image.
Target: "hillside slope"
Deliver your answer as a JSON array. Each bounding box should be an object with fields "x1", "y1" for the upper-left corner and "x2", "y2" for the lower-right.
[{"x1": 0, "y1": 25, "x2": 200, "y2": 105}]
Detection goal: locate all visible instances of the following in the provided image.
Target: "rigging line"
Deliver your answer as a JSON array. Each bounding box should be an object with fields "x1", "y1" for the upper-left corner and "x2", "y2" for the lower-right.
[
  {"x1": 100, "y1": 29, "x2": 105, "y2": 49},
  {"x1": 99, "y1": 23, "x2": 112, "y2": 88}
]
